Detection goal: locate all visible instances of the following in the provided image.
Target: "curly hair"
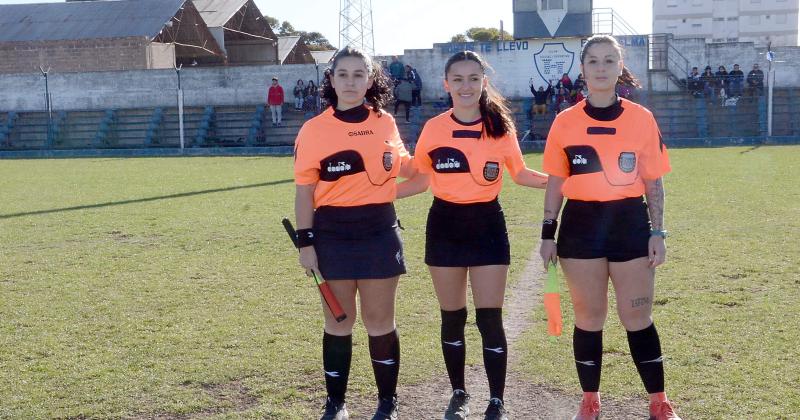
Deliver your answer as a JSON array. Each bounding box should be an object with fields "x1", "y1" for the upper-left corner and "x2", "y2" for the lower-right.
[
  {"x1": 444, "y1": 51, "x2": 515, "y2": 139},
  {"x1": 320, "y1": 46, "x2": 393, "y2": 114}
]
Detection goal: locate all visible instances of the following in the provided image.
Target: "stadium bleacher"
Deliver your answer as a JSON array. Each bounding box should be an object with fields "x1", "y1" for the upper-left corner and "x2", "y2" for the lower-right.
[{"x1": 1, "y1": 88, "x2": 798, "y2": 153}]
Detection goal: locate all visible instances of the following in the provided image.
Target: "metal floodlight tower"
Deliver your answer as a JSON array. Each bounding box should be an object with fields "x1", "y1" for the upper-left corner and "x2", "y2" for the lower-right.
[{"x1": 339, "y1": 0, "x2": 375, "y2": 56}]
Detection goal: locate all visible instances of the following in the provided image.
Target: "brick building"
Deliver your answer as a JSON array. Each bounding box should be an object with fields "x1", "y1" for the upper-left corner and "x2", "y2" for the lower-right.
[{"x1": 0, "y1": 0, "x2": 226, "y2": 75}]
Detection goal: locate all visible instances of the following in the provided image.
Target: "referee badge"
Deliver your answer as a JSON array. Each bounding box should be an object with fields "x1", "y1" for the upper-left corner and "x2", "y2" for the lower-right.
[
  {"x1": 618, "y1": 152, "x2": 636, "y2": 173},
  {"x1": 383, "y1": 151, "x2": 393, "y2": 171},
  {"x1": 483, "y1": 161, "x2": 500, "y2": 181}
]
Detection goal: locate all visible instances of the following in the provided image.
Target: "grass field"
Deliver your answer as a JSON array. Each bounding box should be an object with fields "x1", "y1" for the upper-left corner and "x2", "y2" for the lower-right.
[{"x1": 1, "y1": 146, "x2": 798, "y2": 419}]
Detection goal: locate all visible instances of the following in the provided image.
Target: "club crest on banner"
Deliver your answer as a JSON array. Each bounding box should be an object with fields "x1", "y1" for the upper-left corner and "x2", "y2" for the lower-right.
[
  {"x1": 383, "y1": 151, "x2": 393, "y2": 171},
  {"x1": 618, "y1": 152, "x2": 636, "y2": 173},
  {"x1": 534, "y1": 43, "x2": 576, "y2": 85},
  {"x1": 483, "y1": 161, "x2": 500, "y2": 181}
]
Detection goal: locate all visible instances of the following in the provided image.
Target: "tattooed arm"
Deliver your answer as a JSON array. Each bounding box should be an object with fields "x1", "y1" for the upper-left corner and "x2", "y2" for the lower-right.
[{"x1": 644, "y1": 177, "x2": 666, "y2": 267}]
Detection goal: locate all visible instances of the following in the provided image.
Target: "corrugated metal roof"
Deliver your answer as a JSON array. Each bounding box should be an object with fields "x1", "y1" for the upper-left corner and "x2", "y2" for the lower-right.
[
  {"x1": 192, "y1": 0, "x2": 249, "y2": 28},
  {"x1": 277, "y1": 35, "x2": 301, "y2": 63},
  {"x1": 0, "y1": 0, "x2": 185, "y2": 43},
  {"x1": 310, "y1": 50, "x2": 337, "y2": 65}
]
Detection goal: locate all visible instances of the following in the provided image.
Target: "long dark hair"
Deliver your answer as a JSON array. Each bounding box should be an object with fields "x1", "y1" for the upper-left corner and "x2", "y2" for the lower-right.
[
  {"x1": 580, "y1": 35, "x2": 641, "y2": 89},
  {"x1": 444, "y1": 51, "x2": 515, "y2": 139},
  {"x1": 320, "y1": 46, "x2": 393, "y2": 113}
]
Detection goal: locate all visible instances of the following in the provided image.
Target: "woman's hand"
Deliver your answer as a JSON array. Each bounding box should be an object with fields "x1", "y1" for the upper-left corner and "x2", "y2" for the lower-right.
[
  {"x1": 648, "y1": 236, "x2": 666, "y2": 268},
  {"x1": 540, "y1": 239, "x2": 558, "y2": 270},
  {"x1": 299, "y1": 246, "x2": 319, "y2": 276}
]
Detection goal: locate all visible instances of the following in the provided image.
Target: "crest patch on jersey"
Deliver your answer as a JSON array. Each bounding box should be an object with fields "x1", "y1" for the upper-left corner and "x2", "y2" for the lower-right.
[
  {"x1": 483, "y1": 161, "x2": 500, "y2": 181},
  {"x1": 618, "y1": 152, "x2": 636, "y2": 173},
  {"x1": 383, "y1": 151, "x2": 393, "y2": 171}
]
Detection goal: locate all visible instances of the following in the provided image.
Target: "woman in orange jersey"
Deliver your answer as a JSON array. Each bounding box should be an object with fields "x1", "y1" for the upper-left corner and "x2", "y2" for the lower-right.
[
  {"x1": 539, "y1": 35, "x2": 681, "y2": 420},
  {"x1": 293, "y1": 46, "x2": 427, "y2": 420},
  {"x1": 413, "y1": 51, "x2": 547, "y2": 420}
]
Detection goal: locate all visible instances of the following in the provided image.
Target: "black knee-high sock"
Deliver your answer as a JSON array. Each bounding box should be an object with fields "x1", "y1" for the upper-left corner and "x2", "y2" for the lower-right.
[
  {"x1": 323, "y1": 332, "x2": 352, "y2": 401},
  {"x1": 369, "y1": 330, "x2": 400, "y2": 399},
  {"x1": 476, "y1": 308, "x2": 507, "y2": 401},
  {"x1": 627, "y1": 323, "x2": 665, "y2": 394},
  {"x1": 573, "y1": 326, "x2": 603, "y2": 392},
  {"x1": 441, "y1": 307, "x2": 468, "y2": 391}
]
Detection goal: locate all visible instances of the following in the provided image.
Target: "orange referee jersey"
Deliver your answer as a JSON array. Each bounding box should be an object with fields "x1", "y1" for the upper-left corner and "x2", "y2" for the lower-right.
[
  {"x1": 414, "y1": 110, "x2": 527, "y2": 204},
  {"x1": 542, "y1": 98, "x2": 670, "y2": 202},
  {"x1": 294, "y1": 106, "x2": 410, "y2": 208}
]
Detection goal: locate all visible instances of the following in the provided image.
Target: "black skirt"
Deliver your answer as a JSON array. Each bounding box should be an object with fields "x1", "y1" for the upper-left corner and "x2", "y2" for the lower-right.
[
  {"x1": 557, "y1": 196, "x2": 651, "y2": 262},
  {"x1": 313, "y1": 203, "x2": 406, "y2": 280},
  {"x1": 425, "y1": 197, "x2": 511, "y2": 267}
]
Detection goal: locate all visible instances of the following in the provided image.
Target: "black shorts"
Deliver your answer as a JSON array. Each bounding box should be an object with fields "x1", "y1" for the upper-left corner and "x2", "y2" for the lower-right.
[
  {"x1": 425, "y1": 197, "x2": 511, "y2": 267},
  {"x1": 557, "y1": 196, "x2": 651, "y2": 262},
  {"x1": 314, "y1": 203, "x2": 406, "y2": 280}
]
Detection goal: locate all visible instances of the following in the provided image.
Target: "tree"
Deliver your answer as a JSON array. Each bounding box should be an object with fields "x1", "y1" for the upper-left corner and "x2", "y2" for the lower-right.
[
  {"x1": 262, "y1": 15, "x2": 335, "y2": 50},
  {"x1": 449, "y1": 27, "x2": 512, "y2": 42},
  {"x1": 278, "y1": 21, "x2": 296, "y2": 36},
  {"x1": 297, "y1": 31, "x2": 336, "y2": 51},
  {"x1": 263, "y1": 15, "x2": 280, "y2": 31}
]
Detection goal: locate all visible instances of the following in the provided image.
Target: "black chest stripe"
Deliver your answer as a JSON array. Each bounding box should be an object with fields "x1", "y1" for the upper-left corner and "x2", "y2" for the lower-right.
[
  {"x1": 587, "y1": 127, "x2": 617, "y2": 135},
  {"x1": 564, "y1": 145, "x2": 603, "y2": 175},
  {"x1": 428, "y1": 147, "x2": 470, "y2": 173},
  {"x1": 452, "y1": 130, "x2": 482, "y2": 139},
  {"x1": 319, "y1": 150, "x2": 366, "y2": 182}
]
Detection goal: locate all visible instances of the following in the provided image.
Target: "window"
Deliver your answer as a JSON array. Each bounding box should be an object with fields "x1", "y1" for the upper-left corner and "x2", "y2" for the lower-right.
[
  {"x1": 727, "y1": 16, "x2": 738, "y2": 21},
  {"x1": 667, "y1": 0, "x2": 678, "y2": 7},
  {"x1": 776, "y1": 14, "x2": 787, "y2": 24},
  {"x1": 727, "y1": 37, "x2": 738, "y2": 41},
  {"x1": 712, "y1": 38, "x2": 726, "y2": 42},
  {"x1": 692, "y1": 23, "x2": 703, "y2": 27},
  {"x1": 749, "y1": 15, "x2": 761, "y2": 25},
  {"x1": 713, "y1": 17, "x2": 725, "y2": 21},
  {"x1": 541, "y1": 0, "x2": 564, "y2": 10},
  {"x1": 750, "y1": 0, "x2": 761, "y2": 3}
]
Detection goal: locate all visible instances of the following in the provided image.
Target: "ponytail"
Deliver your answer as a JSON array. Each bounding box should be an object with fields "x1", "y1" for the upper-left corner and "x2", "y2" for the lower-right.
[{"x1": 445, "y1": 51, "x2": 515, "y2": 139}]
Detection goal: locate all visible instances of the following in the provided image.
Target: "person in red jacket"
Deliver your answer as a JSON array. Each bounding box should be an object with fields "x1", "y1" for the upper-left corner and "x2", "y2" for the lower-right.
[{"x1": 267, "y1": 77, "x2": 285, "y2": 127}]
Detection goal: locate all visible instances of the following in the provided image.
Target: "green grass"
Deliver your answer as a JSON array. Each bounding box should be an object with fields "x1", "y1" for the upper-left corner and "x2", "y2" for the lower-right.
[
  {"x1": 1, "y1": 147, "x2": 798, "y2": 418},
  {"x1": 517, "y1": 146, "x2": 800, "y2": 419}
]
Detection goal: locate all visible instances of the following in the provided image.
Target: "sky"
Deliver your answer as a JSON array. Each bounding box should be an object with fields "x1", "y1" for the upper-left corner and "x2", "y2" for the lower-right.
[{"x1": 0, "y1": 0, "x2": 653, "y2": 54}]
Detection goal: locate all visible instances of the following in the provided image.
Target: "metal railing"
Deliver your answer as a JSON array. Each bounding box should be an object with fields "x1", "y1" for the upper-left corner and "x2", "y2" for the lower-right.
[{"x1": 592, "y1": 8, "x2": 639, "y2": 36}]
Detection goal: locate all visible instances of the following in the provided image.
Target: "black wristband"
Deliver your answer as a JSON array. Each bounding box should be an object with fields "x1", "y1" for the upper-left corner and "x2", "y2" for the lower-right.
[
  {"x1": 541, "y1": 219, "x2": 558, "y2": 240},
  {"x1": 296, "y1": 228, "x2": 315, "y2": 248}
]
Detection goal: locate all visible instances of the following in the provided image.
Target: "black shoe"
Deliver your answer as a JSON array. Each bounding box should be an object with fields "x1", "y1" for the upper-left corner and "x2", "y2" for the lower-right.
[
  {"x1": 371, "y1": 395, "x2": 398, "y2": 420},
  {"x1": 443, "y1": 389, "x2": 470, "y2": 419},
  {"x1": 484, "y1": 398, "x2": 508, "y2": 420},
  {"x1": 320, "y1": 396, "x2": 348, "y2": 420}
]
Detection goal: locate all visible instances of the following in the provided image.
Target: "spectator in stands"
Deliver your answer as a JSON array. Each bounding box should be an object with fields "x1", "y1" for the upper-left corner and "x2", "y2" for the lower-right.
[
  {"x1": 746, "y1": 63, "x2": 764, "y2": 97},
  {"x1": 303, "y1": 80, "x2": 319, "y2": 118},
  {"x1": 556, "y1": 73, "x2": 574, "y2": 101},
  {"x1": 557, "y1": 86, "x2": 571, "y2": 113},
  {"x1": 617, "y1": 68, "x2": 638, "y2": 100},
  {"x1": 389, "y1": 56, "x2": 405, "y2": 81},
  {"x1": 267, "y1": 77, "x2": 285, "y2": 127},
  {"x1": 394, "y1": 78, "x2": 413, "y2": 122},
  {"x1": 715, "y1": 65, "x2": 729, "y2": 94},
  {"x1": 572, "y1": 73, "x2": 586, "y2": 98},
  {"x1": 728, "y1": 64, "x2": 744, "y2": 97},
  {"x1": 701, "y1": 66, "x2": 716, "y2": 99},
  {"x1": 293, "y1": 79, "x2": 306, "y2": 111},
  {"x1": 406, "y1": 64, "x2": 423, "y2": 108},
  {"x1": 530, "y1": 81, "x2": 552, "y2": 115},
  {"x1": 687, "y1": 67, "x2": 702, "y2": 97}
]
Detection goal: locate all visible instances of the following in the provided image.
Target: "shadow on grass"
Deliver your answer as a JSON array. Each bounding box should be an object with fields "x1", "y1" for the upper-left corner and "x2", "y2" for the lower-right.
[{"x1": 0, "y1": 179, "x2": 293, "y2": 220}]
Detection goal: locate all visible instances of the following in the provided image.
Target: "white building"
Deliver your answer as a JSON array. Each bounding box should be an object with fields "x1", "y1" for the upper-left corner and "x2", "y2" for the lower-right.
[{"x1": 653, "y1": 0, "x2": 799, "y2": 46}]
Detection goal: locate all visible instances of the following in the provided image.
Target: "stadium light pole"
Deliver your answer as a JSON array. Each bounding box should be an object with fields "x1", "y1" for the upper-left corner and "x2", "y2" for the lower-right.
[
  {"x1": 39, "y1": 66, "x2": 53, "y2": 148},
  {"x1": 174, "y1": 63, "x2": 185, "y2": 150}
]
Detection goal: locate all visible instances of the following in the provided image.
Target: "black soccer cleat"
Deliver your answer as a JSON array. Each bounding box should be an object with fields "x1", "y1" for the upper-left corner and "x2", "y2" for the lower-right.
[
  {"x1": 443, "y1": 389, "x2": 470, "y2": 419},
  {"x1": 371, "y1": 395, "x2": 399, "y2": 420},
  {"x1": 483, "y1": 397, "x2": 508, "y2": 420},
  {"x1": 320, "y1": 396, "x2": 349, "y2": 420}
]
